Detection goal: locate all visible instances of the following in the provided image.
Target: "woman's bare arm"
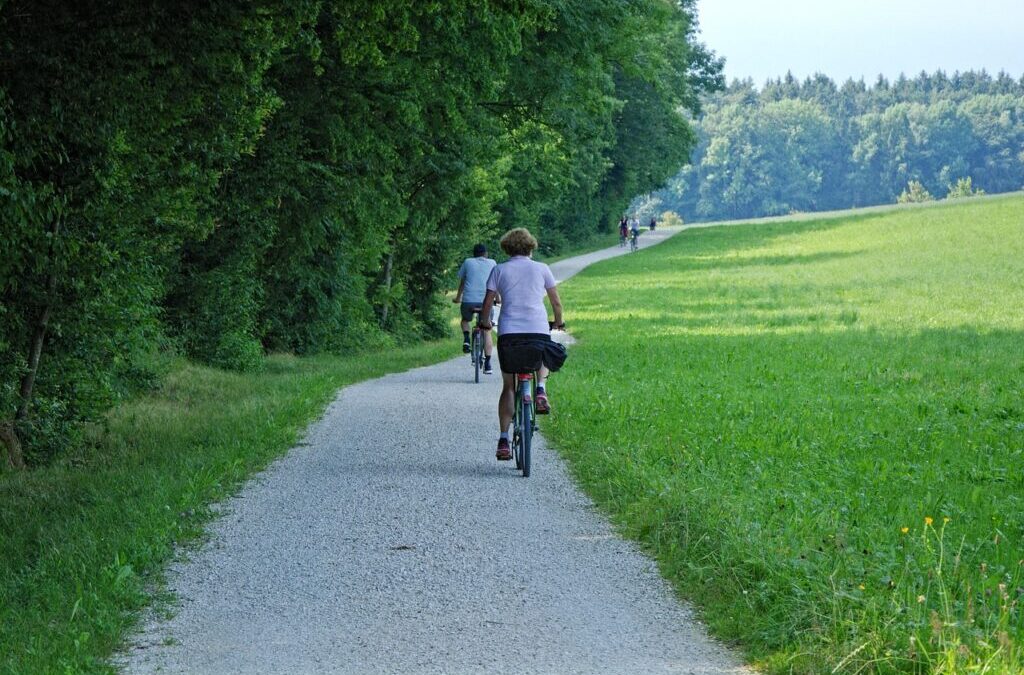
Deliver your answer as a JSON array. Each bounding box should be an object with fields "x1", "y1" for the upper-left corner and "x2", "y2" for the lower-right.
[{"x1": 546, "y1": 286, "x2": 564, "y2": 328}]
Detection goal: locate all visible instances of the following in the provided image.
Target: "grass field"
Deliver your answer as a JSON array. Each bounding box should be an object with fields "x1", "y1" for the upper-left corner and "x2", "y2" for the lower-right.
[
  {"x1": 0, "y1": 341, "x2": 455, "y2": 674},
  {"x1": 547, "y1": 194, "x2": 1024, "y2": 673}
]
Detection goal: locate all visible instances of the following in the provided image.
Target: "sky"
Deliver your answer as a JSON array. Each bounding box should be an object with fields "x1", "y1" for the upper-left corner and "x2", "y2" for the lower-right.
[{"x1": 695, "y1": 0, "x2": 1024, "y2": 85}]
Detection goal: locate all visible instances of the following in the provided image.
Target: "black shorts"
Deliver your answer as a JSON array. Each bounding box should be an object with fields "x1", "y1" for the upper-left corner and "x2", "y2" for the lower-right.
[
  {"x1": 460, "y1": 302, "x2": 483, "y2": 322},
  {"x1": 496, "y1": 333, "x2": 567, "y2": 374}
]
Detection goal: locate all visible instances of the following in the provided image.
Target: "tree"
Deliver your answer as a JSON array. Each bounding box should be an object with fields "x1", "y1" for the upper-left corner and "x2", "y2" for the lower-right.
[
  {"x1": 897, "y1": 180, "x2": 934, "y2": 203},
  {"x1": 1, "y1": 0, "x2": 314, "y2": 465},
  {"x1": 946, "y1": 177, "x2": 985, "y2": 199}
]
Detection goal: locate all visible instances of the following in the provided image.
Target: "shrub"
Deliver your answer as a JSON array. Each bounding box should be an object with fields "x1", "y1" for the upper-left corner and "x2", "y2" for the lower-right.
[
  {"x1": 660, "y1": 210, "x2": 685, "y2": 228},
  {"x1": 897, "y1": 180, "x2": 934, "y2": 204},
  {"x1": 946, "y1": 176, "x2": 986, "y2": 199}
]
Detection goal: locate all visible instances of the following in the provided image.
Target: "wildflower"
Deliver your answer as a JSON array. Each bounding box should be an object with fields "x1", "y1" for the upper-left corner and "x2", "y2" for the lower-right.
[
  {"x1": 901, "y1": 527, "x2": 909, "y2": 534},
  {"x1": 917, "y1": 595, "x2": 926, "y2": 603},
  {"x1": 859, "y1": 584, "x2": 865, "y2": 590},
  {"x1": 925, "y1": 516, "x2": 934, "y2": 526},
  {"x1": 943, "y1": 517, "x2": 950, "y2": 524}
]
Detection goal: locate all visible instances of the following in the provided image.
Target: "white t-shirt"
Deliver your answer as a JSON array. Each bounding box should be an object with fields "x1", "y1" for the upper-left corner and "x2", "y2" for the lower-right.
[{"x1": 486, "y1": 256, "x2": 556, "y2": 336}]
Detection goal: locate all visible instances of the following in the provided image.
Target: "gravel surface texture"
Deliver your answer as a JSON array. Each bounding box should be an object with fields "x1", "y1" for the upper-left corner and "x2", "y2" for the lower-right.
[{"x1": 120, "y1": 227, "x2": 752, "y2": 674}]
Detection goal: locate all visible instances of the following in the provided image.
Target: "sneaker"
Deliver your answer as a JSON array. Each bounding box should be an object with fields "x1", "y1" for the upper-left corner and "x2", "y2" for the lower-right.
[
  {"x1": 462, "y1": 340, "x2": 471, "y2": 354},
  {"x1": 483, "y1": 358, "x2": 493, "y2": 374},
  {"x1": 535, "y1": 392, "x2": 551, "y2": 415},
  {"x1": 496, "y1": 438, "x2": 512, "y2": 461}
]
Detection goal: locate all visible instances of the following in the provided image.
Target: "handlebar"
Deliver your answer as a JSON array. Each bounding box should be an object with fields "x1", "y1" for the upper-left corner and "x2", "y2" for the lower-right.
[{"x1": 476, "y1": 320, "x2": 565, "y2": 331}]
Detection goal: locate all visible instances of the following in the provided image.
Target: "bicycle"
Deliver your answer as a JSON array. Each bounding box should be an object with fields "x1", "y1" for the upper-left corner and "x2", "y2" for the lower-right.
[
  {"x1": 469, "y1": 309, "x2": 484, "y2": 383},
  {"x1": 629, "y1": 231, "x2": 639, "y2": 252},
  {"x1": 468, "y1": 306, "x2": 498, "y2": 383},
  {"x1": 508, "y1": 320, "x2": 564, "y2": 478}
]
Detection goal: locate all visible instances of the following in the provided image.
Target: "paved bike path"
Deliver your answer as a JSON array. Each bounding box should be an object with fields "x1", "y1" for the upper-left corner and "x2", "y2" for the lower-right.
[{"x1": 121, "y1": 227, "x2": 751, "y2": 674}]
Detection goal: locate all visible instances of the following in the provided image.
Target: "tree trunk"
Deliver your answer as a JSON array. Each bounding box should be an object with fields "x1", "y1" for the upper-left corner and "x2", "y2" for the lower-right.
[
  {"x1": 16, "y1": 276, "x2": 55, "y2": 421},
  {"x1": 9, "y1": 218, "x2": 61, "y2": 468},
  {"x1": 1, "y1": 421, "x2": 24, "y2": 470},
  {"x1": 379, "y1": 252, "x2": 394, "y2": 327}
]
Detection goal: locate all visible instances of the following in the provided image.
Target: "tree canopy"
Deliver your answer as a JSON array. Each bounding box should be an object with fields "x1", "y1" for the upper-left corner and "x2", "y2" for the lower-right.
[{"x1": 1, "y1": 0, "x2": 721, "y2": 466}]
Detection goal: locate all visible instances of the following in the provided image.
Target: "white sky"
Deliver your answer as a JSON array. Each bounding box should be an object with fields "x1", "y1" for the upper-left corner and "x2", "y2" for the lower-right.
[{"x1": 695, "y1": 0, "x2": 1024, "y2": 84}]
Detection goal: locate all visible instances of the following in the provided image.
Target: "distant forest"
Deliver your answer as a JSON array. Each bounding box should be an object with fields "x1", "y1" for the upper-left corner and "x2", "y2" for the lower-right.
[{"x1": 644, "y1": 70, "x2": 1024, "y2": 221}]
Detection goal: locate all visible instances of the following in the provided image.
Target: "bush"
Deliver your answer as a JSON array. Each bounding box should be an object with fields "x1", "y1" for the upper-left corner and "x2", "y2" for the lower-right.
[
  {"x1": 660, "y1": 210, "x2": 685, "y2": 228},
  {"x1": 897, "y1": 180, "x2": 934, "y2": 204},
  {"x1": 946, "y1": 176, "x2": 986, "y2": 199}
]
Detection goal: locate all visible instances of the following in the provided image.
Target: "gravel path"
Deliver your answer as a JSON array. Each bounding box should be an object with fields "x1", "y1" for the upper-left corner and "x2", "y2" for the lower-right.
[{"x1": 120, "y1": 227, "x2": 751, "y2": 674}]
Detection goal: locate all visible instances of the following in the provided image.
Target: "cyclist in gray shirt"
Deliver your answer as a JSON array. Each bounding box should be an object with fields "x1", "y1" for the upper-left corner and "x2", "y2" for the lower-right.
[{"x1": 453, "y1": 243, "x2": 497, "y2": 373}]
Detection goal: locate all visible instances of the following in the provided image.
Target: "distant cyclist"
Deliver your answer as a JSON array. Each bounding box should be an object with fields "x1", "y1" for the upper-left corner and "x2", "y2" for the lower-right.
[
  {"x1": 453, "y1": 243, "x2": 497, "y2": 374},
  {"x1": 618, "y1": 217, "x2": 629, "y2": 246},
  {"x1": 649, "y1": 216, "x2": 657, "y2": 231},
  {"x1": 478, "y1": 228, "x2": 566, "y2": 461},
  {"x1": 630, "y1": 218, "x2": 641, "y2": 248}
]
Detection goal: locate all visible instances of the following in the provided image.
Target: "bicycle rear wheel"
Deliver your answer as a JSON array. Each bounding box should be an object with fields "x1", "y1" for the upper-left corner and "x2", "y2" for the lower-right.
[
  {"x1": 512, "y1": 391, "x2": 523, "y2": 470},
  {"x1": 521, "y1": 398, "x2": 532, "y2": 477}
]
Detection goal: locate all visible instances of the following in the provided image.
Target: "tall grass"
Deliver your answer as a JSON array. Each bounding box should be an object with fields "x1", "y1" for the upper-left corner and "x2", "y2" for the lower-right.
[
  {"x1": 0, "y1": 342, "x2": 454, "y2": 673},
  {"x1": 547, "y1": 194, "x2": 1024, "y2": 673}
]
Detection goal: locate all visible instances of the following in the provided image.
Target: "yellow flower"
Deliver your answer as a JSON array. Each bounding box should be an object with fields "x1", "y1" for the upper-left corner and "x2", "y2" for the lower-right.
[
  {"x1": 925, "y1": 516, "x2": 934, "y2": 526},
  {"x1": 943, "y1": 517, "x2": 950, "y2": 524},
  {"x1": 917, "y1": 595, "x2": 926, "y2": 603},
  {"x1": 901, "y1": 527, "x2": 909, "y2": 534},
  {"x1": 858, "y1": 584, "x2": 866, "y2": 591}
]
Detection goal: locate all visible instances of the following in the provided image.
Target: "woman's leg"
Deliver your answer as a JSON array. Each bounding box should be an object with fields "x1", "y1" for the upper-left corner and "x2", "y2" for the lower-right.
[
  {"x1": 535, "y1": 366, "x2": 551, "y2": 413},
  {"x1": 499, "y1": 373, "x2": 515, "y2": 433}
]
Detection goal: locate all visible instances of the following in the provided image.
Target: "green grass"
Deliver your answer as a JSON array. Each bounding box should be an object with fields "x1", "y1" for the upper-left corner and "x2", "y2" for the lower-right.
[
  {"x1": 547, "y1": 193, "x2": 1024, "y2": 673},
  {"x1": 0, "y1": 340, "x2": 455, "y2": 674}
]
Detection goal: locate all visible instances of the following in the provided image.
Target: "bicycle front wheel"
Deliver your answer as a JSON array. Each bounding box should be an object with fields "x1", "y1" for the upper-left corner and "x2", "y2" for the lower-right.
[{"x1": 472, "y1": 330, "x2": 481, "y2": 383}]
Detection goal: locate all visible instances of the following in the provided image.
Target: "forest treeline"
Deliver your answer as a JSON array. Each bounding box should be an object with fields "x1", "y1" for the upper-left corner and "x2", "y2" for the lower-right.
[
  {"x1": 646, "y1": 70, "x2": 1024, "y2": 221},
  {"x1": 0, "y1": 1, "x2": 721, "y2": 467}
]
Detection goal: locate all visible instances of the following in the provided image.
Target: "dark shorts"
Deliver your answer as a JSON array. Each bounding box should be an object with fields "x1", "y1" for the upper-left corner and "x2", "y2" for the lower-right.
[
  {"x1": 496, "y1": 333, "x2": 567, "y2": 374},
  {"x1": 460, "y1": 302, "x2": 483, "y2": 322}
]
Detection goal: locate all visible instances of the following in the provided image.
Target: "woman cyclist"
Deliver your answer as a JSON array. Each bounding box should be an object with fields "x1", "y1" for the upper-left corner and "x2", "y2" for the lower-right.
[{"x1": 478, "y1": 228, "x2": 566, "y2": 461}]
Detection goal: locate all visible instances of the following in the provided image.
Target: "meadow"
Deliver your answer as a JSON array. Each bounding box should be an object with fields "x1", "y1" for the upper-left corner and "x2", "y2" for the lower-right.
[
  {"x1": 547, "y1": 194, "x2": 1024, "y2": 673},
  {"x1": 0, "y1": 342, "x2": 454, "y2": 674}
]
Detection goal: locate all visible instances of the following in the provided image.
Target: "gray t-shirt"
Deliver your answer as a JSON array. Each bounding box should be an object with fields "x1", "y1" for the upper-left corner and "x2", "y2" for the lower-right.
[
  {"x1": 458, "y1": 256, "x2": 497, "y2": 304},
  {"x1": 486, "y1": 256, "x2": 556, "y2": 335}
]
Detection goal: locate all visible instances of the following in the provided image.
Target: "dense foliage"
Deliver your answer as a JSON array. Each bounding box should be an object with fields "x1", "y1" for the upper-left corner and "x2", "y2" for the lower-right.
[
  {"x1": 1, "y1": 0, "x2": 722, "y2": 466},
  {"x1": 641, "y1": 70, "x2": 1024, "y2": 221}
]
